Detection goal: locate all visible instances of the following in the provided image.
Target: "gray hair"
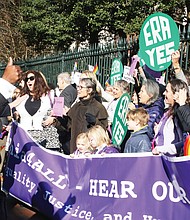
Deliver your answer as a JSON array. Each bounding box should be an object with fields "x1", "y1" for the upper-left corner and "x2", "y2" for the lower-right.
[
  {"x1": 142, "y1": 79, "x2": 159, "y2": 104},
  {"x1": 57, "y1": 72, "x2": 71, "y2": 84},
  {"x1": 114, "y1": 80, "x2": 130, "y2": 93},
  {"x1": 80, "y1": 78, "x2": 96, "y2": 94}
]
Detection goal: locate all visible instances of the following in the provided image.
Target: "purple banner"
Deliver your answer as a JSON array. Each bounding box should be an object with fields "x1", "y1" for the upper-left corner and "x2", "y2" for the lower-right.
[
  {"x1": 162, "y1": 155, "x2": 190, "y2": 205},
  {"x1": 3, "y1": 122, "x2": 190, "y2": 220}
]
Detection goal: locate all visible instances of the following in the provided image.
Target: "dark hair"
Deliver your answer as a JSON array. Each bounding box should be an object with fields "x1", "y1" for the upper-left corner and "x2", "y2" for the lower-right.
[
  {"x1": 170, "y1": 78, "x2": 190, "y2": 103},
  {"x1": 20, "y1": 70, "x2": 50, "y2": 100},
  {"x1": 48, "y1": 82, "x2": 56, "y2": 90},
  {"x1": 183, "y1": 69, "x2": 190, "y2": 86},
  {"x1": 168, "y1": 78, "x2": 190, "y2": 116}
]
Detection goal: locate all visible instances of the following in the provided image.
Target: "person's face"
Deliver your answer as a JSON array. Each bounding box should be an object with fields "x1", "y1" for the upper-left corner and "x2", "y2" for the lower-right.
[
  {"x1": 12, "y1": 88, "x2": 20, "y2": 99},
  {"x1": 9, "y1": 66, "x2": 22, "y2": 84},
  {"x1": 112, "y1": 85, "x2": 123, "y2": 99},
  {"x1": 3, "y1": 60, "x2": 22, "y2": 84},
  {"x1": 57, "y1": 78, "x2": 64, "y2": 89},
  {"x1": 105, "y1": 85, "x2": 113, "y2": 95},
  {"x1": 76, "y1": 140, "x2": 88, "y2": 153},
  {"x1": 132, "y1": 91, "x2": 138, "y2": 105},
  {"x1": 88, "y1": 135, "x2": 97, "y2": 149},
  {"x1": 25, "y1": 73, "x2": 35, "y2": 92},
  {"x1": 127, "y1": 118, "x2": 138, "y2": 131},
  {"x1": 77, "y1": 81, "x2": 91, "y2": 99},
  {"x1": 139, "y1": 85, "x2": 151, "y2": 104},
  {"x1": 164, "y1": 83, "x2": 175, "y2": 106},
  {"x1": 19, "y1": 79, "x2": 25, "y2": 89}
]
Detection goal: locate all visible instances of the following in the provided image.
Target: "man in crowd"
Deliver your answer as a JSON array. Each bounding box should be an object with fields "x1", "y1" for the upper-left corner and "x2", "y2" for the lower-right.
[
  {"x1": 0, "y1": 57, "x2": 22, "y2": 220},
  {"x1": 56, "y1": 72, "x2": 77, "y2": 154}
]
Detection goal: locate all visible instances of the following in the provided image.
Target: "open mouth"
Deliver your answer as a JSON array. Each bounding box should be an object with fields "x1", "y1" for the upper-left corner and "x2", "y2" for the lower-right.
[{"x1": 27, "y1": 83, "x2": 33, "y2": 89}]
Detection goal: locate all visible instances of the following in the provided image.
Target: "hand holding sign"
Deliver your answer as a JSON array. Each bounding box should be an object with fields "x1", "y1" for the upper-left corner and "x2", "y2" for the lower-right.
[{"x1": 171, "y1": 50, "x2": 180, "y2": 66}]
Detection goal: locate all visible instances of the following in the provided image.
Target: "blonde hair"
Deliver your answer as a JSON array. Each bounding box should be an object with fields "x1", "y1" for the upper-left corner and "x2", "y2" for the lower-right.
[
  {"x1": 87, "y1": 125, "x2": 110, "y2": 146},
  {"x1": 127, "y1": 107, "x2": 149, "y2": 127},
  {"x1": 76, "y1": 132, "x2": 91, "y2": 149}
]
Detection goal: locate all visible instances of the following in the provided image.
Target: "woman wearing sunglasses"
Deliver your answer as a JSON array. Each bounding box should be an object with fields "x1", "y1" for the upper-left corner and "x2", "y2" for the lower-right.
[{"x1": 15, "y1": 70, "x2": 60, "y2": 149}]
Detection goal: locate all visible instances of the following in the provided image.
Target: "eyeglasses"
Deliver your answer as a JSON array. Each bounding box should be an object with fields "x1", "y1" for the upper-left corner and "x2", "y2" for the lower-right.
[
  {"x1": 25, "y1": 76, "x2": 35, "y2": 82},
  {"x1": 77, "y1": 85, "x2": 88, "y2": 90}
]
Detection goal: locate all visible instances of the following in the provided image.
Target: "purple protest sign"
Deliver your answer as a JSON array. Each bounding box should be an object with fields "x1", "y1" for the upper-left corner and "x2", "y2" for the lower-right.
[
  {"x1": 129, "y1": 55, "x2": 139, "y2": 76},
  {"x1": 3, "y1": 122, "x2": 190, "y2": 219},
  {"x1": 52, "y1": 97, "x2": 64, "y2": 116}
]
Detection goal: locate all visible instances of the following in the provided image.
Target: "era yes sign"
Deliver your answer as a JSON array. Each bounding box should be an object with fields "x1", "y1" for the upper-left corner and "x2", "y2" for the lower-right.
[{"x1": 139, "y1": 12, "x2": 180, "y2": 71}]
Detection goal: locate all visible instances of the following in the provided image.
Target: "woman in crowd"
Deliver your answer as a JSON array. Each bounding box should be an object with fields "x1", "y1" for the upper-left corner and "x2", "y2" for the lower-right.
[
  {"x1": 138, "y1": 79, "x2": 165, "y2": 139},
  {"x1": 87, "y1": 125, "x2": 119, "y2": 154},
  {"x1": 152, "y1": 79, "x2": 190, "y2": 156},
  {"x1": 79, "y1": 70, "x2": 102, "y2": 103},
  {"x1": 106, "y1": 79, "x2": 130, "y2": 127},
  {"x1": 16, "y1": 70, "x2": 60, "y2": 149},
  {"x1": 105, "y1": 79, "x2": 130, "y2": 152},
  {"x1": 56, "y1": 78, "x2": 108, "y2": 153}
]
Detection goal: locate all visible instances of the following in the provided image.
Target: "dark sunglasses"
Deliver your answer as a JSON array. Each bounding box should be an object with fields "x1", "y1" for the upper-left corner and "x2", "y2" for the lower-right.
[{"x1": 25, "y1": 76, "x2": 35, "y2": 82}]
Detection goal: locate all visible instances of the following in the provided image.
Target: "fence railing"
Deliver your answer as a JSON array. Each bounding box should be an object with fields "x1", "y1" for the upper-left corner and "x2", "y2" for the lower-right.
[{"x1": 0, "y1": 25, "x2": 190, "y2": 87}]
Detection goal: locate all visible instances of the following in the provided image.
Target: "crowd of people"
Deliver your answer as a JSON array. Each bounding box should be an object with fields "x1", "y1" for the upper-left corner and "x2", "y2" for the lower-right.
[
  {"x1": 1, "y1": 51, "x2": 190, "y2": 159},
  {"x1": 0, "y1": 50, "x2": 190, "y2": 219}
]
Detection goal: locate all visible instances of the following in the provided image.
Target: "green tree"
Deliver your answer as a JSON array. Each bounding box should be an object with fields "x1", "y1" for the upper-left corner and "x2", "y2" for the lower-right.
[
  {"x1": 20, "y1": 0, "x2": 74, "y2": 55},
  {"x1": 20, "y1": 0, "x2": 187, "y2": 54},
  {"x1": 2, "y1": 0, "x2": 188, "y2": 59}
]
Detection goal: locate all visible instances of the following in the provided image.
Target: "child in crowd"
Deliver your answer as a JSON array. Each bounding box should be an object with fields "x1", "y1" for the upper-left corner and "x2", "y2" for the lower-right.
[
  {"x1": 87, "y1": 125, "x2": 119, "y2": 154},
  {"x1": 70, "y1": 132, "x2": 92, "y2": 157},
  {"x1": 124, "y1": 108, "x2": 152, "y2": 153}
]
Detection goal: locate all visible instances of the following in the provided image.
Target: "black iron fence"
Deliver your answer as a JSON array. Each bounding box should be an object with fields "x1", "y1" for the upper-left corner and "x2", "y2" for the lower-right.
[{"x1": 0, "y1": 25, "x2": 190, "y2": 87}]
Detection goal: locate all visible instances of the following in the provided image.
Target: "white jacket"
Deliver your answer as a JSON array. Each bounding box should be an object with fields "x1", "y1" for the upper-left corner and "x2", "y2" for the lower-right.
[{"x1": 16, "y1": 94, "x2": 51, "y2": 131}]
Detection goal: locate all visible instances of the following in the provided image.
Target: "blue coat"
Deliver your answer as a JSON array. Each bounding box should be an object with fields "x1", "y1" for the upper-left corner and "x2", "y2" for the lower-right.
[
  {"x1": 142, "y1": 97, "x2": 165, "y2": 139},
  {"x1": 124, "y1": 126, "x2": 152, "y2": 153}
]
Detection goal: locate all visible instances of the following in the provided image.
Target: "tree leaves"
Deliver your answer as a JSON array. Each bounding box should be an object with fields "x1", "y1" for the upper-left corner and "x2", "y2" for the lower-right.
[{"x1": 0, "y1": 0, "x2": 188, "y2": 60}]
